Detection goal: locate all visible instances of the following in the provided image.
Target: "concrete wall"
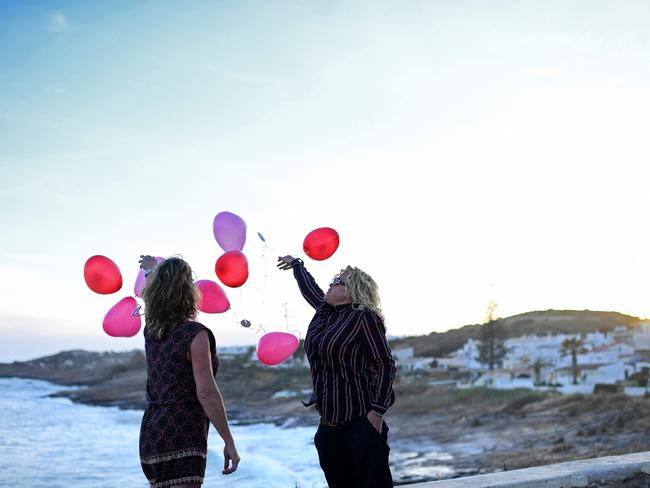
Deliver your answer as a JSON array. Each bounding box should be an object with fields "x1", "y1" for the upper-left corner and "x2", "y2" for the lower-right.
[{"x1": 405, "y1": 451, "x2": 650, "y2": 487}]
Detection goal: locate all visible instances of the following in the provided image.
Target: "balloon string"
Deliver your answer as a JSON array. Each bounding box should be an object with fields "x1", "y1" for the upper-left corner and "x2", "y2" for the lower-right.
[
  {"x1": 258, "y1": 243, "x2": 270, "y2": 309},
  {"x1": 228, "y1": 306, "x2": 242, "y2": 324},
  {"x1": 282, "y1": 302, "x2": 302, "y2": 340},
  {"x1": 258, "y1": 235, "x2": 287, "y2": 337},
  {"x1": 255, "y1": 233, "x2": 305, "y2": 339}
]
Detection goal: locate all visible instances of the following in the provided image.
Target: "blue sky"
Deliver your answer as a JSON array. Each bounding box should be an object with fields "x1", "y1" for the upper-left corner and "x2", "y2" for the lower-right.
[{"x1": 2, "y1": 1, "x2": 650, "y2": 361}]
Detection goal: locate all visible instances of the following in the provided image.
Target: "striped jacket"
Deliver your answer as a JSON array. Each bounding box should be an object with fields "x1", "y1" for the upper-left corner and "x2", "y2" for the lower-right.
[{"x1": 293, "y1": 260, "x2": 396, "y2": 424}]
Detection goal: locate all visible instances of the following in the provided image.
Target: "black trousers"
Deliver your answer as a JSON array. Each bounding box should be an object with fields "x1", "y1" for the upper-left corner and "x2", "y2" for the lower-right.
[{"x1": 314, "y1": 415, "x2": 393, "y2": 488}]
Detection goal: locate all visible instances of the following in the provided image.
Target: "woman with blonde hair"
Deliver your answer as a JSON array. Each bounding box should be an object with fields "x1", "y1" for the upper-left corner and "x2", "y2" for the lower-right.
[
  {"x1": 278, "y1": 256, "x2": 396, "y2": 488},
  {"x1": 138, "y1": 255, "x2": 240, "y2": 488}
]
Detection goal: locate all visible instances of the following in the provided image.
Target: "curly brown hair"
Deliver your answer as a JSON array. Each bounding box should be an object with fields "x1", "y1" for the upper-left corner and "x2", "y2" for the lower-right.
[{"x1": 143, "y1": 257, "x2": 200, "y2": 339}]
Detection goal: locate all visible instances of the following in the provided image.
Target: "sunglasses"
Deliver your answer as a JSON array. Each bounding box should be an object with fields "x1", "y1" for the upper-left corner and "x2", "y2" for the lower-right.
[{"x1": 330, "y1": 275, "x2": 347, "y2": 287}]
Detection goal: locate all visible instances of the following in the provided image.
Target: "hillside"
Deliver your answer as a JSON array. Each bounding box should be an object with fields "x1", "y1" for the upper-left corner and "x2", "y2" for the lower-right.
[{"x1": 391, "y1": 309, "x2": 641, "y2": 358}]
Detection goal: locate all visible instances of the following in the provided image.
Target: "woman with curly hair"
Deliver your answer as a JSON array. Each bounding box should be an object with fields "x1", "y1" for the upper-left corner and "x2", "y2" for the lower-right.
[
  {"x1": 138, "y1": 255, "x2": 240, "y2": 488},
  {"x1": 278, "y1": 256, "x2": 396, "y2": 488}
]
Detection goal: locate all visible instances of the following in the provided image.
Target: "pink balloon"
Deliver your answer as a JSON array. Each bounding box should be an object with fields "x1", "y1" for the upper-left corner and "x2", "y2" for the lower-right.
[
  {"x1": 195, "y1": 280, "x2": 230, "y2": 313},
  {"x1": 134, "y1": 257, "x2": 165, "y2": 298},
  {"x1": 257, "y1": 332, "x2": 299, "y2": 366},
  {"x1": 213, "y1": 211, "x2": 247, "y2": 252},
  {"x1": 103, "y1": 297, "x2": 141, "y2": 337}
]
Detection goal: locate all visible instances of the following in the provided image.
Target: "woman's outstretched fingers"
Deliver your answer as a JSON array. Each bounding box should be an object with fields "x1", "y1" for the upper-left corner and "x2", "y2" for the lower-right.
[
  {"x1": 139, "y1": 255, "x2": 158, "y2": 270},
  {"x1": 277, "y1": 255, "x2": 295, "y2": 270}
]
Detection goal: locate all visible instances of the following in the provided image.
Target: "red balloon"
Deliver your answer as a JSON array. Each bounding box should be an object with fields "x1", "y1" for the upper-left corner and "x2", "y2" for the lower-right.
[
  {"x1": 84, "y1": 255, "x2": 123, "y2": 294},
  {"x1": 215, "y1": 251, "x2": 249, "y2": 288},
  {"x1": 103, "y1": 297, "x2": 141, "y2": 337},
  {"x1": 195, "y1": 280, "x2": 230, "y2": 313},
  {"x1": 303, "y1": 227, "x2": 340, "y2": 261}
]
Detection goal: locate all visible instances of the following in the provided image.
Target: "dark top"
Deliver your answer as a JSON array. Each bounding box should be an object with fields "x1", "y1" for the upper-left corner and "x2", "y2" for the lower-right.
[
  {"x1": 139, "y1": 320, "x2": 219, "y2": 487},
  {"x1": 144, "y1": 320, "x2": 219, "y2": 405},
  {"x1": 293, "y1": 259, "x2": 396, "y2": 424}
]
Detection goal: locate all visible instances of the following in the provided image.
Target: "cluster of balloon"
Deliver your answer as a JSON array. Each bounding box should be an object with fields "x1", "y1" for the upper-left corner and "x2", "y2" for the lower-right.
[
  {"x1": 195, "y1": 280, "x2": 230, "y2": 313},
  {"x1": 213, "y1": 212, "x2": 249, "y2": 288},
  {"x1": 303, "y1": 227, "x2": 340, "y2": 261},
  {"x1": 84, "y1": 255, "x2": 141, "y2": 337},
  {"x1": 257, "y1": 332, "x2": 299, "y2": 366}
]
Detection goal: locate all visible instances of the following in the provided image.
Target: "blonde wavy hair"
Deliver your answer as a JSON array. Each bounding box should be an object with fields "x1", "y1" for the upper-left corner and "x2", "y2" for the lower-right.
[
  {"x1": 343, "y1": 265, "x2": 384, "y2": 323},
  {"x1": 143, "y1": 257, "x2": 200, "y2": 340}
]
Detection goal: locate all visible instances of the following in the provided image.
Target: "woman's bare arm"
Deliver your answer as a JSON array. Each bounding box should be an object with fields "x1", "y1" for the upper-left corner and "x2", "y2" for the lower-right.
[{"x1": 190, "y1": 330, "x2": 240, "y2": 475}]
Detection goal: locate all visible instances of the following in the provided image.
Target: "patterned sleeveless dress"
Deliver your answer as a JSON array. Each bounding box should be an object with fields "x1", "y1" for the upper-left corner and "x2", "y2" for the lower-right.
[{"x1": 139, "y1": 321, "x2": 219, "y2": 488}]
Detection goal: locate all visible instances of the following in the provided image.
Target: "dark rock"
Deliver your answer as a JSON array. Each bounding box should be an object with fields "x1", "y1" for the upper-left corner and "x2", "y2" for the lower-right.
[{"x1": 550, "y1": 443, "x2": 572, "y2": 453}]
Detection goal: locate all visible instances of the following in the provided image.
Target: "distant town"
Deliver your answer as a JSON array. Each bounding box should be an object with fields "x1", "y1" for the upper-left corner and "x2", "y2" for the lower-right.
[
  {"x1": 214, "y1": 313, "x2": 650, "y2": 397},
  {"x1": 391, "y1": 322, "x2": 650, "y2": 396}
]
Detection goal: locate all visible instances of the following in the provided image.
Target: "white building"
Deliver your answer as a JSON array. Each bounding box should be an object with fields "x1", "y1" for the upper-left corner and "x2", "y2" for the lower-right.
[
  {"x1": 633, "y1": 322, "x2": 650, "y2": 350},
  {"x1": 392, "y1": 346, "x2": 435, "y2": 371},
  {"x1": 392, "y1": 347, "x2": 414, "y2": 362},
  {"x1": 437, "y1": 338, "x2": 482, "y2": 370}
]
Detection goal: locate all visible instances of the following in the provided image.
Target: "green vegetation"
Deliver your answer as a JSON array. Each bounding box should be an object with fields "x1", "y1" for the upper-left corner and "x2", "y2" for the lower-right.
[
  {"x1": 393, "y1": 376, "x2": 549, "y2": 415},
  {"x1": 476, "y1": 320, "x2": 508, "y2": 370},
  {"x1": 560, "y1": 337, "x2": 588, "y2": 385}
]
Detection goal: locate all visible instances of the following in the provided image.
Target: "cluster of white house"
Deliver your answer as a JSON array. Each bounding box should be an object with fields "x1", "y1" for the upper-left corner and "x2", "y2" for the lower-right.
[{"x1": 392, "y1": 322, "x2": 650, "y2": 396}]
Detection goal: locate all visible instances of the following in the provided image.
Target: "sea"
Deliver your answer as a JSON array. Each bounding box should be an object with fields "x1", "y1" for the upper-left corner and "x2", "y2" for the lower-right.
[{"x1": 0, "y1": 378, "x2": 328, "y2": 488}]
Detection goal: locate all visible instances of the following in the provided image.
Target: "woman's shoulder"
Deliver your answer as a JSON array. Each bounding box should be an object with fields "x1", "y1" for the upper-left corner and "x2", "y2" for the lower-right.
[
  {"x1": 165, "y1": 320, "x2": 203, "y2": 338},
  {"x1": 357, "y1": 308, "x2": 385, "y2": 328},
  {"x1": 357, "y1": 307, "x2": 381, "y2": 319},
  {"x1": 181, "y1": 319, "x2": 206, "y2": 327},
  {"x1": 181, "y1": 321, "x2": 217, "y2": 354},
  {"x1": 181, "y1": 320, "x2": 216, "y2": 340},
  {"x1": 176, "y1": 320, "x2": 209, "y2": 334}
]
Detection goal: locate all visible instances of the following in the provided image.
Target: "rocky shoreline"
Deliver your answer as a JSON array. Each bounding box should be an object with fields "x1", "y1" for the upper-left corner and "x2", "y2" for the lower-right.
[{"x1": 3, "y1": 349, "x2": 650, "y2": 485}]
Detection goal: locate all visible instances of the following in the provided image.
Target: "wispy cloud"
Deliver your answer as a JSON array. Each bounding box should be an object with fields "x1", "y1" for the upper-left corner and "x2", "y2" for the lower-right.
[{"x1": 47, "y1": 12, "x2": 70, "y2": 33}]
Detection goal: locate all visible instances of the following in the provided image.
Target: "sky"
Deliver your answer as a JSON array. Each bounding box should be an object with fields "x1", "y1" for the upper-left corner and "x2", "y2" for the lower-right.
[{"x1": 2, "y1": 1, "x2": 650, "y2": 362}]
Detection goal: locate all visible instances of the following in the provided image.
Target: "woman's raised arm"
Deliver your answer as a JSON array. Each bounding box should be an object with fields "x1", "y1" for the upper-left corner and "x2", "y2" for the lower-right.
[{"x1": 277, "y1": 256, "x2": 324, "y2": 309}]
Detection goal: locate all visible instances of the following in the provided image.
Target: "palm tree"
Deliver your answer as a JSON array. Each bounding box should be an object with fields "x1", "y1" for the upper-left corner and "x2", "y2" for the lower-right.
[
  {"x1": 560, "y1": 337, "x2": 587, "y2": 385},
  {"x1": 531, "y1": 357, "x2": 553, "y2": 385}
]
